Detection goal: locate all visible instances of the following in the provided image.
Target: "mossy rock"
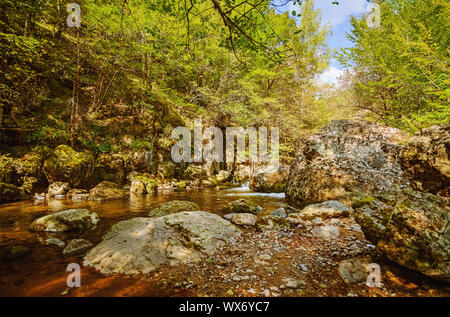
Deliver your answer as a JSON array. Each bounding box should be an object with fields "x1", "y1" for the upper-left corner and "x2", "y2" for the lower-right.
[
  {"x1": 250, "y1": 167, "x2": 289, "y2": 193},
  {"x1": 256, "y1": 215, "x2": 291, "y2": 231},
  {"x1": 184, "y1": 165, "x2": 207, "y2": 181},
  {"x1": 221, "y1": 199, "x2": 263, "y2": 215},
  {"x1": 0, "y1": 182, "x2": 24, "y2": 203},
  {"x1": 30, "y1": 208, "x2": 100, "y2": 232},
  {"x1": 89, "y1": 181, "x2": 127, "y2": 201},
  {"x1": 43, "y1": 145, "x2": 94, "y2": 188},
  {"x1": 148, "y1": 200, "x2": 200, "y2": 217},
  {"x1": 0, "y1": 156, "x2": 14, "y2": 183},
  {"x1": 0, "y1": 152, "x2": 44, "y2": 190},
  {"x1": 130, "y1": 174, "x2": 157, "y2": 196},
  {"x1": 93, "y1": 153, "x2": 126, "y2": 185},
  {"x1": 352, "y1": 187, "x2": 450, "y2": 283}
]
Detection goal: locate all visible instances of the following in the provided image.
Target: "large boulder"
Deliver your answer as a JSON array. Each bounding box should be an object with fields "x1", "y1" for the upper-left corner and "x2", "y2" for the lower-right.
[
  {"x1": 352, "y1": 188, "x2": 450, "y2": 282},
  {"x1": 43, "y1": 145, "x2": 94, "y2": 188},
  {"x1": 148, "y1": 200, "x2": 200, "y2": 217},
  {"x1": 89, "y1": 181, "x2": 126, "y2": 201},
  {"x1": 221, "y1": 199, "x2": 262, "y2": 214},
  {"x1": 400, "y1": 125, "x2": 449, "y2": 197},
  {"x1": 29, "y1": 209, "x2": 100, "y2": 232},
  {"x1": 156, "y1": 162, "x2": 176, "y2": 182},
  {"x1": 183, "y1": 164, "x2": 207, "y2": 181},
  {"x1": 0, "y1": 152, "x2": 44, "y2": 196},
  {"x1": 93, "y1": 153, "x2": 126, "y2": 185},
  {"x1": 216, "y1": 170, "x2": 232, "y2": 183},
  {"x1": 286, "y1": 120, "x2": 410, "y2": 208},
  {"x1": 299, "y1": 200, "x2": 351, "y2": 220},
  {"x1": 250, "y1": 166, "x2": 289, "y2": 193},
  {"x1": 126, "y1": 151, "x2": 156, "y2": 175},
  {"x1": 84, "y1": 211, "x2": 241, "y2": 274}
]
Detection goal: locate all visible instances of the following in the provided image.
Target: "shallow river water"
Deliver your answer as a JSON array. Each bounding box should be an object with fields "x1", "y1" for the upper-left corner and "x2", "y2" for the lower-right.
[
  {"x1": 1, "y1": 186, "x2": 448, "y2": 297},
  {"x1": 0, "y1": 185, "x2": 285, "y2": 296}
]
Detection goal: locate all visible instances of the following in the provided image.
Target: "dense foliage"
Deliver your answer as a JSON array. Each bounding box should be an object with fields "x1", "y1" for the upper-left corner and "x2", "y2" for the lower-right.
[
  {"x1": 338, "y1": 0, "x2": 450, "y2": 133},
  {"x1": 0, "y1": 0, "x2": 354, "y2": 160}
]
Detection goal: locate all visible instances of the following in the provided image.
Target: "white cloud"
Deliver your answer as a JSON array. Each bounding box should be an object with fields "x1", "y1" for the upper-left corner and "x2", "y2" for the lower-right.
[
  {"x1": 314, "y1": 0, "x2": 367, "y2": 26},
  {"x1": 319, "y1": 66, "x2": 344, "y2": 84}
]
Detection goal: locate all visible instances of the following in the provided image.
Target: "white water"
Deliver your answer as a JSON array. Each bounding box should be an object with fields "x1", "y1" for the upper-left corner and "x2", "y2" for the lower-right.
[{"x1": 225, "y1": 182, "x2": 286, "y2": 198}]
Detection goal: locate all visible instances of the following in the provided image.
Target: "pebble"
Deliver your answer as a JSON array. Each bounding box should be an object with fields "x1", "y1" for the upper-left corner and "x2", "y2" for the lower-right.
[
  {"x1": 300, "y1": 264, "x2": 308, "y2": 272},
  {"x1": 45, "y1": 238, "x2": 66, "y2": 248}
]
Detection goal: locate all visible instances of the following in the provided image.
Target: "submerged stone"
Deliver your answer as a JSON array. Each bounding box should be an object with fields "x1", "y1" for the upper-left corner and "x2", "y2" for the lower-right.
[
  {"x1": 148, "y1": 200, "x2": 200, "y2": 217},
  {"x1": 30, "y1": 209, "x2": 100, "y2": 233}
]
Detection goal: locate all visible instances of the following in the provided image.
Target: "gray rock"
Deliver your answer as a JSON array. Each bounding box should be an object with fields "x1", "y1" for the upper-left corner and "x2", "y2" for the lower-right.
[
  {"x1": 148, "y1": 200, "x2": 200, "y2": 217},
  {"x1": 250, "y1": 166, "x2": 289, "y2": 193},
  {"x1": 45, "y1": 238, "x2": 66, "y2": 248},
  {"x1": 353, "y1": 188, "x2": 450, "y2": 283},
  {"x1": 338, "y1": 257, "x2": 372, "y2": 284},
  {"x1": 286, "y1": 120, "x2": 410, "y2": 208},
  {"x1": 84, "y1": 211, "x2": 241, "y2": 275},
  {"x1": 282, "y1": 278, "x2": 300, "y2": 289},
  {"x1": 400, "y1": 125, "x2": 449, "y2": 196},
  {"x1": 270, "y1": 208, "x2": 288, "y2": 218},
  {"x1": 216, "y1": 170, "x2": 232, "y2": 183},
  {"x1": 311, "y1": 225, "x2": 340, "y2": 241},
  {"x1": 300, "y1": 200, "x2": 351, "y2": 220},
  {"x1": 63, "y1": 239, "x2": 93, "y2": 256},
  {"x1": 29, "y1": 209, "x2": 100, "y2": 233},
  {"x1": 47, "y1": 182, "x2": 70, "y2": 197},
  {"x1": 221, "y1": 199, "x2": 262, "y2": 214},
  {"x1": 224, "y1": 213, "x2": 257, "y2": 226}
]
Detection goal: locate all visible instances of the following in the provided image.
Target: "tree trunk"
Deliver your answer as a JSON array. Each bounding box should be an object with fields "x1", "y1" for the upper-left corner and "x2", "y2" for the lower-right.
[{"x1": 70, "y1": 30, "x2": 81, "y2": 148}]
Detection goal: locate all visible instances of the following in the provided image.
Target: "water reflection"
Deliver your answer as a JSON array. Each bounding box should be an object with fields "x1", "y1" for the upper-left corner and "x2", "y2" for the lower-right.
[{"x1": 0, "y1": 186, "x2": 285, "y2": 247}]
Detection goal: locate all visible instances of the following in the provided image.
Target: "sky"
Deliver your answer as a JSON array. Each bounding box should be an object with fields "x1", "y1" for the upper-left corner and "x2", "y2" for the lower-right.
[{"x1": 277, "y1": 0, "x2": 370, "y2": 84}]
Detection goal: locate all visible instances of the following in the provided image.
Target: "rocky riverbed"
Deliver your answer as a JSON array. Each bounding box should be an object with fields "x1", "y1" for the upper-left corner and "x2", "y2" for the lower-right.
[
  {"x1": 0, "y1": 120, "x2": 448, "y2": 297},
  {"x1": 0, "y1": 186, "x2": 448, "y2": 297}
]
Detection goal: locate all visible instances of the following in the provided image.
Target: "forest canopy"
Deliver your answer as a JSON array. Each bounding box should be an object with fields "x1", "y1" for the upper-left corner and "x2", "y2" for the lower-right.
[
  {"x1": 338, "y1": 0, "x2": 450, "y2": 132},
  {"x1": 0, "y1": 0, "x2": 448, "y2": 160}
]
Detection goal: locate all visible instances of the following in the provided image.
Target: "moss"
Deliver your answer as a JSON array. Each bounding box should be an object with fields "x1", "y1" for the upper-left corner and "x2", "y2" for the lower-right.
[
  {"x1": 148, "y1": 200, "x2": 200, "y2": 217},
  {"x1": 0, "y1": 182, "x2": 23, "y2": 203},
  {"x1": 221, "y1": 199, "x2": 262, "y2": 214},
  {"x1": 0, "y1": 156, "x2": 14, "y2": 183},
  {"x1": 43, "y1": 145, "x2": 94, "y2": 187},
  {"x1": 352, "y1": 195, "x2": 377, "y2": 208}
]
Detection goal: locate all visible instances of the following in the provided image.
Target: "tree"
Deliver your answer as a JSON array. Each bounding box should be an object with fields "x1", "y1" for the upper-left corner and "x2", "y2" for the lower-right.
[{"x1": 338, "y1": 0, "x2": 450, "y2": 132}]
